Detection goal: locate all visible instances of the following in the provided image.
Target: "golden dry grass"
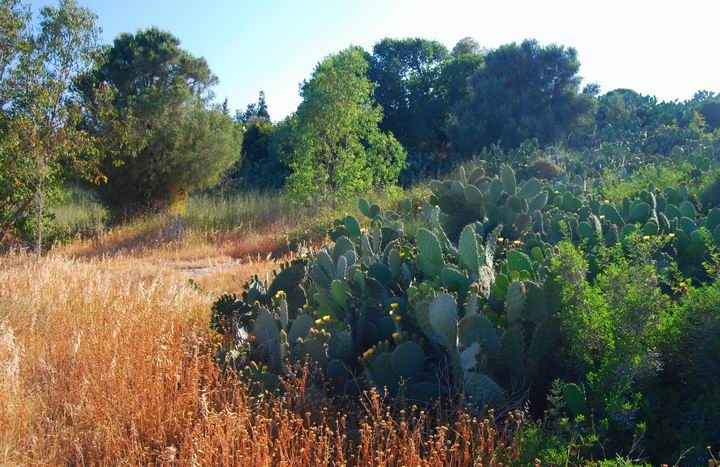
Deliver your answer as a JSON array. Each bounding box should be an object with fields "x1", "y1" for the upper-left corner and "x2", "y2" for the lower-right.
[{"x1": 0, "y1": 232, "x2": 523, "y2": 465}]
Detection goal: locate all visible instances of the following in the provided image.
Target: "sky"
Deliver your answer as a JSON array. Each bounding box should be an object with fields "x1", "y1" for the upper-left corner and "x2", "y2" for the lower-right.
[{"x1": 32, "y1": 0, "x2": 720, "y2": 120}]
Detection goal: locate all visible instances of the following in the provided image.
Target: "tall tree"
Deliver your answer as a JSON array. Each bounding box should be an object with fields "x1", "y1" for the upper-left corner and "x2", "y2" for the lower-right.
[
  {"x1": 368, "y1": 37, "x2": 483, "y2": 179},
  {"x1": 222, "y1": 93, "x2": 287, "y2": 191},
  {"x1": 0, "y1": 0, "x2": 101, "y2": 249},
  {"x1": 449, "y1": 39, "x2": 594, "y2": 155},
  {"x1": 285, "y1": 47, "x2": 405, "y2": 202},
  {"x1": 452, "y1": 37, "x2": 483, "y2": 57},
  {"x1": 78, "y1": 28, "x2": 241, "y2": 217},
  {"x1": 368, "y1": 38, "x2": 449, "y2": 154},
  {"x1": 237, "y1": 91, "x2": 270, "y2": 123}
]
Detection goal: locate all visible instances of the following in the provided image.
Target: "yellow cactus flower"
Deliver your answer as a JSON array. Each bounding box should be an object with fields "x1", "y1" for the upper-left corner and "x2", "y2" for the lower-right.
[
  {"x1": 643, "y1": 235, "x2": 651, "y2": 241},
  {"x1": 315, "y1": 319, "x2": 323, "y2": 325},
  {"x1": 394, "y1": 315, "x2": 402, "y2": 322},
  {"x1": 513, "y1": 240, "x2": 521, "y2": 246},
  {"x1": 322, "y1": 315, "x2": 331, "y2": 322},
  {"x1": 599, "y1": 215, "x2": 606, "y2": 220},
  {"x1": 389, "y1": 309, "x2": 394, "y2": 316},
  {"x1": 669, "y1": 233, "x2": 676, "y2": 239},
  {"x1": 392, "y1": 332, "x2": 402, "y2": 342},
  {"x1": 497, "y1": 237, "x2": 504, "y2": 244}
]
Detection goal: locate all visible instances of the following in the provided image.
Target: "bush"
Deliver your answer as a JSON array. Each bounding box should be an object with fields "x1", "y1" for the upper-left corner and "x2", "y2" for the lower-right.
[
  {"x1": 699, "y1": 169, "x2": 720, "y2": 211},
  {"x1": 523, "y1": 158, "x2": 565, "y2": 180},
  {"x1": 95, "y1": 107, "x2": 241, "y2": 218}
]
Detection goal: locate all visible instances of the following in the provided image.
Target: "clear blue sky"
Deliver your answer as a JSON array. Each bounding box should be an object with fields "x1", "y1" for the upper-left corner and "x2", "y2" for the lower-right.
[{"x1": 32, "y1": 0, "x2": 720, "y2": 120}]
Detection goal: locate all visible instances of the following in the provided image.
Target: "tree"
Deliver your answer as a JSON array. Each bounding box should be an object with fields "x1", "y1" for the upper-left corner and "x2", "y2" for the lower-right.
[
  {"x1": 236, "y1": 91, "x2": 270, "y2": 123},
  {"x1": 285, "y1": 47, "x2": 405, "y2": 202},
  {"x1": 695, "y1": 91, "x2": 720, "y2": 131},
  {"x1": 452, "y1": 37, "x2": 482, "y2": 57},
  {"x1": 368, "y1": 38, "x2": 449, "y2": 154},
  {"x1": 78, "y1": 28, "x2": 241, "y2": 217},
  {"x1": 0, "y1": 0, "x2": 102, "y2": 249},
  {"x1": 449, "y1": 39, "x2": 594, "y2": 156},
  {"x1": 222, "y1": 97, "x2": 290, "y2": 191},
  {"x1": 367, "y1": 37, "x2": 483, "y2": 179}
]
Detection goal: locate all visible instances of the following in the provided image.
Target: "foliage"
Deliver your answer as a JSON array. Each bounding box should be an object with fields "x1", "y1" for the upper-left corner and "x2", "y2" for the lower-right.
[
  {"x1": 368, "y1": 38, "x2": 450, "y2": 155},
  {"x1": 220, "y1": 119, "x2": 287, "y2": 192},
  {"x1": 368, "y1": 37, "x2": 483, "y2": 181},
  {"x1": 235, "y1": 90, "x2": 270, "y2": 123},
  {"x1": 284, "y1": 47, "x2": 406, "y2": 202},
  {"x1": 0, "y1": 0, "x2": 102, "y2": 248},
  {"x1": 78, "y1": 27, "x2": 241, "y2": 218},
  {"x1": 214, "y1": 148, "x2": 720, "y2": 463},
  {"x1": 449, "y1": 39, "x2": 595, "y2": 156}
]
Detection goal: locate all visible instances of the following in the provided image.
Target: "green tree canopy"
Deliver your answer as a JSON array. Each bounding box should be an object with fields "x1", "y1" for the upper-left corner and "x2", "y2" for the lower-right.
[
  {"x1": 0, "y1": 0, "x2": 101, "y2": 248},
  {"x1": 452, "y1": 36, "x2": 483, "y2": 57},
  {"x1": 367, "y1": 37, "x2": 483, "y2": 179},
  {"x1": 78, "y1": 28, "x2": 240, "y2": 217},
  {"x1": 220, "y1": 94, "x2": 289, "y2": 192},
  {"x1": 449, "y1": 39, "x2": 594, "y2": 155},
  {"x1": 236, "y1": 90, "x2": 270, "y2": 123},
  {"x1": 285, "y1": 47, "x2": 406, "y2": 202},
  {"x1": 368, "y1": 38, "x2": 449, "y2": 154}
]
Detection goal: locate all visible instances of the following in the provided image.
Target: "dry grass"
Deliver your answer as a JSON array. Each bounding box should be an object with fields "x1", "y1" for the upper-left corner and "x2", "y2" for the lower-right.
[{"x1": 0, "y1": 226, "x2": 524, "y2": 465}]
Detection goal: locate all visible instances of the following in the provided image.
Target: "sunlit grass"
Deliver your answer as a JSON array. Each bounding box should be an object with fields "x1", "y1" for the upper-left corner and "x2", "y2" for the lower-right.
[
  {"x1": 0, "y1": 249, "x2": 523, "y2": 465},
  {"x1": 51, "y1": 186, "x2": 107, "y2": 233},
  {"x1": 184, "y1": 191, "x2": 303, "y2": 231}
]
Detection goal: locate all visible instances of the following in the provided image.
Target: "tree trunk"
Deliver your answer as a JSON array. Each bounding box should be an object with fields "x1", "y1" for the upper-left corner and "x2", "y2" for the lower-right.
[{"x1": 0, "y1": 197, "x2": 34, "y2": 248}]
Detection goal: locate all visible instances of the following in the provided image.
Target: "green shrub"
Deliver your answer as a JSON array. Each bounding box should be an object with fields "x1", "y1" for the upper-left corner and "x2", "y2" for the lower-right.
[
  {"x1": 699, "y1": 169, "x2": 720, "y2": 211},
  {"x1": 524, "y1": 158, "x2": 565, "y2": 180}
]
